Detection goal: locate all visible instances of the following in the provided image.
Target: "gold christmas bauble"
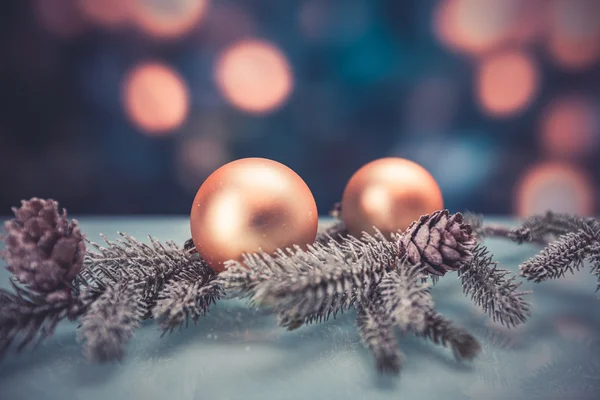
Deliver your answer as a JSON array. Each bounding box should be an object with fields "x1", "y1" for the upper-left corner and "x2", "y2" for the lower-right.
[
  {"x1": 190, "y1": 158, "x2": 318, "y2": 272},
  {"x1": 341, "y1": 157, "x2": 443, "y2": 238}
]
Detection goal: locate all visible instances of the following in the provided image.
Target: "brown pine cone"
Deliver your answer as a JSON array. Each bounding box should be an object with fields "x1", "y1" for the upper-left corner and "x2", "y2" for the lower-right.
[
  {"x1": 1, "y1": 198, "x2": 85, "y2": 300},
  {"x1": 399, "y1": 210, "x2": 476, "y2": 276}
]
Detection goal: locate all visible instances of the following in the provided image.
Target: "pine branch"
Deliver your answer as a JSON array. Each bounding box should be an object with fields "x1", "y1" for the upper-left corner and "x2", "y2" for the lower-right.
[
  {"x1": 0, "y1": 280, "x2": 82, "y2": 356},
  {"x1": 376, "y1": 259, "x2": 481, "y2": 362},
  {"x1": 519, "y1": 230, "x2": 595, "y2": 283},
  {"x1": 81, "y1": 233, "x2": 197, "y2": 314},
  {"x1": 376, "y1": 263, "x2": 433, "y2": 333},
  {"x1": 355, "y1": 297, "x2": 402, "y2": 374},
  {"x1": 464, "y1": 211, "x2": 598, "y2": 245},
  {"x1": 77, "y1": 277, "x2": 145, "y2": 362},
  {"x1": 152, "y1": 259, "x2": 222, "y2": 334},
  {"x1": 219, "y1": 235, "x2": 393, "y2": 330},
  {"x1": 590, "y1": 247, "x2": 600, "y2": 292},
  {"x1": 459, "y1": 245, "x2": 532, "y2": 328},
  {"x1": 417, "y1": 311, "x2": 481, "y2": 361}
]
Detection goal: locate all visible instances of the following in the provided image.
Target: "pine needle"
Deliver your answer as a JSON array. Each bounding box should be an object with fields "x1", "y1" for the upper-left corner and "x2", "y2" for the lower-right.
[
  {"x1": 459, "y1": 245, "x2": 532, "y2": 328},
  {"x1": 355, "y1": 297, "x2": 402, "y2": 374},
  {"x1": 152, "y1": 260, "x2": 222, "y2": 334},
  {"x1": 77, "y1": 276, "x2": 145, "y2": 362},
  {"x1": 520, "y1": 230, "x2": 595, "y2": 283},
  {"x1": 0, "y1": 280, "x2": 81, "y2": 356}
]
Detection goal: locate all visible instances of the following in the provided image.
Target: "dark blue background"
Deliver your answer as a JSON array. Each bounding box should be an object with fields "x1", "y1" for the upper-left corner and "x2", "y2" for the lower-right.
[{"x1": 0, "y1": 0, "x2": 599, "y2": 216}]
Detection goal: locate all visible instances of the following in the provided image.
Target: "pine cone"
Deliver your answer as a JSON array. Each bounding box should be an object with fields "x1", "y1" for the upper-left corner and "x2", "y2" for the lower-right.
[
  {"x1": 400, "y1": 210, "x2": 476, "y2": 276},
  {"x1": 1, "y1": 198, "x2": 85, "y2": 299}
]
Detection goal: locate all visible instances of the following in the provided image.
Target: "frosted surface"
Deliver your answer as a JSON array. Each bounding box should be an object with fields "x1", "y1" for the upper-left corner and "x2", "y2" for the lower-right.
[{"x1": 1, "y1": 217, "x2": 599, "y2": 400}]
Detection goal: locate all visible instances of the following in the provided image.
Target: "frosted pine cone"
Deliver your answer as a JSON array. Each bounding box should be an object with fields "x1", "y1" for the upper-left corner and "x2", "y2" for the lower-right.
[
  {"x1": 1, "y1": 198, "x2": 85, "y2": 300},
  {"x1": 400, "y1": 210, "x2": 476, "y2": 276}
]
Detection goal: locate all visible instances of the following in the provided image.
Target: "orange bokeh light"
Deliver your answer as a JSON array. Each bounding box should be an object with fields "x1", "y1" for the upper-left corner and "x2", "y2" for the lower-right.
[
  {"x1": 34, "y1": 0, "x2": 88, "y2": 38},
  {"x1": 214, "y1": 39, "x2": 293, "y2": 114},
  {"x1": 546, "y1": 0, "x2": 600, "y2": 70},
  {"x1": 433, "y1": 0, "x2": 524, "y2": 56},
  {"x1": 131, "y1": 0, "x2": 209, "y2": 39},
  {"x1": 475, "y1": 49, "x2": 539, "y2": 117},
  {"x1": 515, "y1": 162, "x2": 595, "y2": 217},
  {"x1": 122, "y1": 62, "x2": 190, "y2": 135},
  {"x1": 539, "y1": 96, "x2": 600, "y2": 159},
  {"x1": 76, "y1": 0, "x2": 132, "y2": 28}
]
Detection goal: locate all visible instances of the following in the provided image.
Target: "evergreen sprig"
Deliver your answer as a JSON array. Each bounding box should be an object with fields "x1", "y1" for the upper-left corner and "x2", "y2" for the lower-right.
[
  {"x1": 77, "y1": 276, "x2": 145, "y2": 362},
  {"x1": 355, "y1": 296, "x2": 402, "y2": 373},
  {"x1": 465, "y1": 211, "x2": 598, "y2": 245},
  {"x1": 0, "y1": 280, "x2": 83, "y2": 356},
  {"x1": 0, "y1": 198, "x2": 532, "y2": 377},
  {"x1": 220, "y1": 228, "x2": 487, "y2": 374},
  {"x1": 459, "y1": 245, "x2": 532, "y2": 327},
  {"x1": 77, "y1": 233, "x2": 218, "y2": 360},
  {"x1": 473, "y1": 211, "x2": 600, "y2": 292},
  {"x1": 152, "y1": 260, "x2": 222, "y2": 334}
]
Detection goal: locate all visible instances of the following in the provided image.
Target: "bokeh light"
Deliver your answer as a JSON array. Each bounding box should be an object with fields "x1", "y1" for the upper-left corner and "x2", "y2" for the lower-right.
[
  {"x1": 122, "y1": 62, "x2": 190, "y2": 135},
  {"x1": 433, "y1": 0, "x2": 523, "y2": 56},
  {"x1": 546, "y1": 0, "x2": 600, "y2": 71},
  {"x1": 76, "y1": 0, "x2": 132, "y2": 29},
  {"x1": 34, "y1": 0, "x2": 88, "y2": 38},
  {"x1": 475, "y1": 49, "x2": 539, "y2": 117},
  {"x1": 214, "y1": 39, "x2": 293, "y2": 114},
  {"x1": 539, "y1": 96, "x2": 600, "y2": 159},
  {"x1": 131, "y1": 0, "x2": 209, "y2": 39},
  {"x1": 515, "y1": 162, "x2": 595, "y2": 216}
]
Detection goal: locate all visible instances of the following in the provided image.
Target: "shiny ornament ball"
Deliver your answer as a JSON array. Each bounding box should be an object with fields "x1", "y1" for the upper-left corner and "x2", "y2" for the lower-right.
[
  {"x1": 341, "y1": 157, "x2": 443, "y2": 238},
  {"x1": 190, "y1": 158, "x2": 318, "y2": 273}
]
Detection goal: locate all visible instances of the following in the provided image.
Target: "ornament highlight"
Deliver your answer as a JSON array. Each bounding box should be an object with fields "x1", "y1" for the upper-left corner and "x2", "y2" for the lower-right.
[
  {"x1": 341, "y1": 157, "x2": 443, "y2": 238},
  {"x1": 190, "y1": 158, "x2": 318, "y2": 272}
]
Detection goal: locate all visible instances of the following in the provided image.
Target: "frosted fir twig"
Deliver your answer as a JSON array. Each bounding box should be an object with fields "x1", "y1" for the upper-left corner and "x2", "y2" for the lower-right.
[
  {"x1": 81, "y1": 233, "x2": 200, "y2": 311},
  {"x1": 76, "y1": 233, "x2": 208, "y2": 360},
  {"x1": 152, "y1": 260, "x2": 222, "y2": 334},
  {"x1": 0, "y1": 280, "x2": 84, "y2": 356},
  {"x1": 464, "y1": 211, "x2": 596, "y2": 245},
  {"x1": 459, "y1": 245, "x2": 532, "y2": 327},
  {"x1": 356, "y1": 296, "x2": 402, "y2": 374},
  {"x1": 466, "y1": 211, "x2": 600, "y2": 294},
  {"x1": 77, "y1": 277, "x2": 145, "y2": 362},
  {"x1": 590, "y1": 248, "x2": 600, "y2": 292},
  {"x1": 516, "y1": 214, "x2": 600, "y2": 293},
  {"x1": 418, "y1": 311, "x2": 481, "y2": 361},
  {"x1": 520, "y1": 231, "x2": 591, "y2": 282},
  {"x1": 221, "y1": 240, "x2": 388, "y2": 330},
  {"x1": 376, "y1": 263, "x2": 432, "y2": 333},
  {"x1": 377, "y1": 260, "x2": 480, "y2": 362}
]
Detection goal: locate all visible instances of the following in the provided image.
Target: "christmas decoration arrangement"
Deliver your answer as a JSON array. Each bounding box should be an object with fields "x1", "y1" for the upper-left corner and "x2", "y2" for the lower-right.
[{"x1": 0, "y1": 156, "x2": 591, "y2": 377}]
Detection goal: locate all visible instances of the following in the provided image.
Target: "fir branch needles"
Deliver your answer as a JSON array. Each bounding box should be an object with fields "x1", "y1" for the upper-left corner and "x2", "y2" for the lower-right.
[
  {"x1": 471, "y1": 212, "x2": 600, "y2": 293},
  {"x1": 1, "y1": 198, "x2": 533, "y2": 377},
  {"x1": 219, "y1": 210, "x2": 529, "y2": 374}
]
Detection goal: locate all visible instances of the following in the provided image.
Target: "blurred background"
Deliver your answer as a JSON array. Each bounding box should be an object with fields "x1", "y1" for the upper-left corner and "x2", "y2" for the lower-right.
[{"x1": 0, "y1": 0, "x2": 599, "y2": 216}]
